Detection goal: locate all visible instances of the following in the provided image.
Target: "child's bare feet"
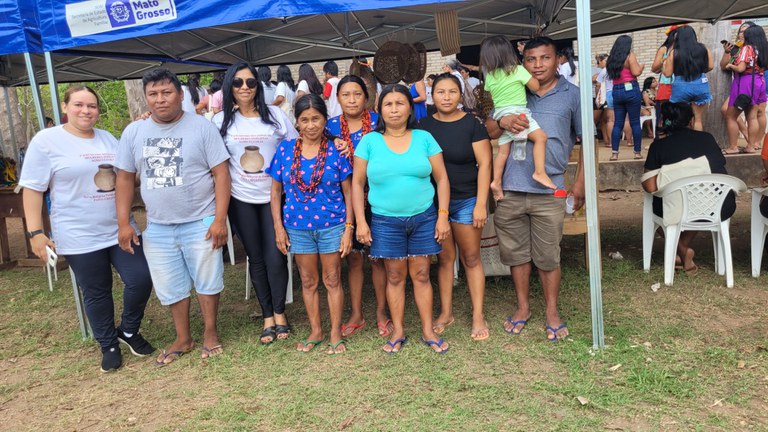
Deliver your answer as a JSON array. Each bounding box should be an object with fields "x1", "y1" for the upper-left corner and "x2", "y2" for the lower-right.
[
  {"x1": 490, "y1": 181, "x2": 504, "y2": 201},
  {"x1": 532, "y1": 172, "x2": 556, "y2": 190}
]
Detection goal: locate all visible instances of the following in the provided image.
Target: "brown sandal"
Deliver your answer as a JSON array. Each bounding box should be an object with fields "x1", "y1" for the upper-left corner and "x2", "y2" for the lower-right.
[{"x1": 609, "y1": 153, "x2": 618, "y2": 161}]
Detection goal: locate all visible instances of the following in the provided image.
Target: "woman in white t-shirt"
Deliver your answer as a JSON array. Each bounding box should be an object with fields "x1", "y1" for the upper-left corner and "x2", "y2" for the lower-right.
[
  {"x1": 257, "y1": 66, "x2": 277, "y2": 105},
  {"x1": 213, "y1": 63, "x2": 299, "y2": 344},
  {"x1": 272, "y1": 65, "x2": 296, "y2": 120},
  {"x1": 181, "y1": 73, "x2": 207, "y2": 114},
  {"x1": 295, "y1": 63, "x2": 324, "y2": 100},
  {"x1": 557, "y1": 46, "x2": 579, "y2": 86},
  {"x1": 20, "y1": 86, "x2": 154, "y2": 373}
]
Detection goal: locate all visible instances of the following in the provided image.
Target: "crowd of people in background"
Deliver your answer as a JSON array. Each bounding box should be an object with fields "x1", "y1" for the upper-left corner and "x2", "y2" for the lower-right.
[{"x1": 18, "y1": 22, "x2": 768, "y2": 372}]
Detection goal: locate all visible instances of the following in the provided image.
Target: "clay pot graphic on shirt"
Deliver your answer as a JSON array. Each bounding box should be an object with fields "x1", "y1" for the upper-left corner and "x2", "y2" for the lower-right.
[
  {"x1": 94, "y1": 164, "x2": 116, "y2": 192},
  {"x1": 240, "y1": 146, "x2": 265, "y2": 174}
]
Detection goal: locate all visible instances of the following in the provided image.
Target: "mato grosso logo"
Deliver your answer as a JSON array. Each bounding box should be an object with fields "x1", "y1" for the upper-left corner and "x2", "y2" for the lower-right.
[
  {"x1": 66, "y1": 0, "x2": 177, "y2": 37},
  {"x1": 107, "y1": 0, "x2": 135, "y2": 27}
]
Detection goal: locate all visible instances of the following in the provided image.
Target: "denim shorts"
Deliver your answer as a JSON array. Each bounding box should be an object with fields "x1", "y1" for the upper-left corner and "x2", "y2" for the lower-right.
[
  {"x1": 142, "y1": 219, "x2": 224, "y2": 306},
  {"x1": 370, "y1": 205, "x2": 442, "y2": 259},
  {"x1": 449, "y1": 197, "x2": 477, "y2": 225},
  {"x1": 670, "y1": 75, "x2": 713, "y2": 106},
  {"x1": 606, "y1": 90, "x2": 614, "y2": 109},
  {"x1": 286, "y1": 223, "x2": 344, "y2": 254}
]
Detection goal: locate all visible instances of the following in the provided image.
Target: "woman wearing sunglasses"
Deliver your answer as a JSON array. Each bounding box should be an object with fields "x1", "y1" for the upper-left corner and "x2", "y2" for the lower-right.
[{"x1": 213, "y1": 62, "x2": 298, "y2": 344}]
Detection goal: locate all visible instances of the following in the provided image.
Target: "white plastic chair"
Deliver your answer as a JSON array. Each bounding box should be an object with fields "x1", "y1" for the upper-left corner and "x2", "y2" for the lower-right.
[
  {"x1": 750, "y1": 187, "x2": 768, "y2": 277},
  {"x1": 642, "y1": 174, "x2": 746, "y2": 288},
  {"x1": 225, "y1": 217, "x2": 236, "y2": 265},
  {"x1": 245, "y1": 254, "x2": 294, "y2": 304},
  {"x1": 640, "y1": 107, "x2": 656, "y2": 139},
  {"x1": 68, "y1": 267, "x2": 93, "y2": 340}
]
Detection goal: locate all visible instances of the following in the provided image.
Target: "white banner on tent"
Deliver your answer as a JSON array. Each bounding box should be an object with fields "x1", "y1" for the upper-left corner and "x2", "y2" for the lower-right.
[{"x1": 66, "y1": 0, "x2": 177, "y2": 37}]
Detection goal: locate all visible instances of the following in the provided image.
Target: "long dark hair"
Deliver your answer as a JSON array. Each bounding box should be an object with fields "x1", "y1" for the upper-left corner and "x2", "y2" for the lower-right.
[
  {"x1": 479, "y1": 35, "x2": 519, "y2": 74},
  {"x1": 257, "y1": 66, "x2": 272, "y2": 86},
  {"x1": 744, "y1": 25, "x2": 768, "y2": 69},
  {"x1": 642, "y1": 76, "x2": 656, "y2": 92},
  {"x1": 660, "y1": 28, "x2": 678, "y2": 50},
  {"x1": 374, "y1": 84, "x2": 417, "y2": 133},
  {"x1": 660, "y1": 102, "x2": 694, "y2": 134},
  {"x1": 186, "y1": 73, "x2": 202, "y2": 105},
  {"x1": 298, "y1": 64, "x2": 323, "y2": 95},
  {"x1": 336, "y1": 75, "x2": 369, "y2": 100},
  {"x1": 558, "y1": 46, "x2": 577, "y2": 77},
  {"x1": 219, "y1": 62, "x2": 277, "y2": 138},
  {"x1": 672, "y1": 26, "x2": 709, "y2": 81},
  {"x1": 607, "y1": 35, "x2": 633, "y2": 80},
  {"x1": 276, "y1": 65, "x2": 295, "y2": 91}
]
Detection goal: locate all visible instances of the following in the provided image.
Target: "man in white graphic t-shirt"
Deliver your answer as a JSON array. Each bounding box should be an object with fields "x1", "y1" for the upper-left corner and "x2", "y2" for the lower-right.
[{"x1": 115, "y1": 68, "x2": 232, "y2": 367}]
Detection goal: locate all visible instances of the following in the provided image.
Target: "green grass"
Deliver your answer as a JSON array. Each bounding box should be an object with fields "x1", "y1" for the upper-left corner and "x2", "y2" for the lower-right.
[{"x1": 1, "y1": 222, "x2": 767, "y2": 431}]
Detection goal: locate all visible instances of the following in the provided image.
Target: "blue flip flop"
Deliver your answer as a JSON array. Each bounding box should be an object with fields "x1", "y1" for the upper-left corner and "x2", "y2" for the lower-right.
[
  {"x1": 383, "y1": 336, "x2": 408, "y2": 355},
  {"x1": 421, "y1": 337, "x2": 449, "y2": 355},
  {"x1": 504, "y1": 316, "x2": 528, "y2": 335},
  {"x1": 545, "y1": 323, "x2": 568, "y2": 343}
]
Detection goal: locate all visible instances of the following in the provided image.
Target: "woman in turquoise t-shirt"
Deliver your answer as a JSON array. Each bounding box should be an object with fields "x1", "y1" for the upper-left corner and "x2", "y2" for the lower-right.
[{"x1": 353, "y1": 84, "x2": 451, "y2": 355}]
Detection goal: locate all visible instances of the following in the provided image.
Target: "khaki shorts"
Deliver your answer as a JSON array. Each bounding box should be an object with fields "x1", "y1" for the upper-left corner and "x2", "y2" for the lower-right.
[{"x1": 493, "y1": 191, "x2": 565, "y2": 271}]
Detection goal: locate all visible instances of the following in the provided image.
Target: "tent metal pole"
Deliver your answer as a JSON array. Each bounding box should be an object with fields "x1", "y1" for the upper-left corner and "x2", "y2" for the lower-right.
[
  {"x1": 3, "y1": 87, "x2": 20, "y2": 163},
  {"x1": 575, "y1": 0, "x2": 605, "y2": 350},
  {"x1": 44, "y1": 52, "x2": 61, "y2": 125},
  {"x1": 43, "y1": 51, "x2": 61, "y2": 125},
  {"x1": 23, "y1": 53, "x2": 45, "y2": 131}
]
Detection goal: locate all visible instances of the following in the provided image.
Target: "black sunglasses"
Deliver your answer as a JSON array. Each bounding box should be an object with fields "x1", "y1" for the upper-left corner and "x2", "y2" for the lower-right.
[{"x1": 232, "y1": 77, "x2": 258, "y2": 89}]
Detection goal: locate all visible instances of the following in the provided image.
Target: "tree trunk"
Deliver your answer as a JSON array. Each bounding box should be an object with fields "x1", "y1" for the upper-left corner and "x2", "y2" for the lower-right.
[
  {"x1": 702, "y1": 21, "x2": 731, "y2": 148},
  {"x1": 0, "y1": 86, "x2": 29, "y2": 162},
  {"x1": 124, "y1": 79, "x2": 148, "y2": 121}
]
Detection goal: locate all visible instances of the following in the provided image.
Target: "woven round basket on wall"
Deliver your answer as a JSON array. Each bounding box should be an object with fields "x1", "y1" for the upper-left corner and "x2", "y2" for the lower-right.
[{"x1": 373, "y1": 41, "x2": 409, "y2": 84}]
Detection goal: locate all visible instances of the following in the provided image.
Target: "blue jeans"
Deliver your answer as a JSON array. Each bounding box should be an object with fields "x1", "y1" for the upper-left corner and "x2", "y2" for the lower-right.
[{"x1": 611, "y1": 81, "x2": 643, "y2": 154}]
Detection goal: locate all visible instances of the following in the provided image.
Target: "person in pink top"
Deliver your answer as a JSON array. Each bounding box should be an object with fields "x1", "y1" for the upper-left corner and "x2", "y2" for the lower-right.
[{"x1": 607, "y1": 35, "x2": 645, "y2": 161}]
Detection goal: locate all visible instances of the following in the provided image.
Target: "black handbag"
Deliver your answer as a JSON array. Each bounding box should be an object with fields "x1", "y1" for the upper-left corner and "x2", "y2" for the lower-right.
[{"x1": 733, "y1": 65, "x2": 756, "y2": 112}]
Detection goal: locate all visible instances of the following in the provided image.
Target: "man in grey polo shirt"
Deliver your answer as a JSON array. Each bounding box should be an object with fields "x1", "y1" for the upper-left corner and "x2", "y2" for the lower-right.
[{"x1": 486, "y1": 37, "x2": 585, "y2": 342}]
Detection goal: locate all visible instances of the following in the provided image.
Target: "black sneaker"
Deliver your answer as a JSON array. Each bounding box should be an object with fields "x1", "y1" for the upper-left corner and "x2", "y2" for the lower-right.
[
  {"x1": 117, "y1": 329, "x2": 156, "y2": 357},
  {"x1": 100, "y1": 345, "x2": 122, "y2": 373}
]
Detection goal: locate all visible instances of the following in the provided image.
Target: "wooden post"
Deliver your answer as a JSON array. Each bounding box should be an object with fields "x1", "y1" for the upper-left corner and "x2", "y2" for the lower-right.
[
  {"x1": 124, "y1": 79, "x2": 149, "y2": 121},
  {"x1": 702, "y1": 21, "x2": 732, "y2": 148}
]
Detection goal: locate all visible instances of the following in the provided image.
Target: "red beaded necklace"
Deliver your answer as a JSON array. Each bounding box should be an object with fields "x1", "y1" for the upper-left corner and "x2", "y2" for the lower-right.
[
  {"x1": 290, "y1": 133, "x2": 328, "y2": 202},
  {"x1": 339, "y1": 110, "x2": 372, "y2": 165}
]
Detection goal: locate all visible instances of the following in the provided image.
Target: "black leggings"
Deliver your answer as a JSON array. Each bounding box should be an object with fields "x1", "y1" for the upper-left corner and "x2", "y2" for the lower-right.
[
  {"x1": 65, "y1": 241, "x2": 153, "y2": 349},
  {"x1": 229, "y1": 198, "x2": 288, "y2": 317}
]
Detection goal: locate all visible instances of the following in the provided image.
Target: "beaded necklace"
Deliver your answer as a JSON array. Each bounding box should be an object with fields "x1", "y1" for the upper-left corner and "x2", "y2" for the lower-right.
[
  {"x1": 339, "y1": 110, "x2": 372, "y2": 165},
  {"x1": 289, "y1": 133, "x2": 328, "y2": 202}
]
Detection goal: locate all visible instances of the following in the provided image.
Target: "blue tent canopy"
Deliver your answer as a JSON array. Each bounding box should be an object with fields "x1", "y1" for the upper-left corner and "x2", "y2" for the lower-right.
[
  {"x1": 0, "y1": 0, "x2": 42, "y2": 56},
  {"x1": 30, "y1": 0, "x2": 449, "y2": 53}
]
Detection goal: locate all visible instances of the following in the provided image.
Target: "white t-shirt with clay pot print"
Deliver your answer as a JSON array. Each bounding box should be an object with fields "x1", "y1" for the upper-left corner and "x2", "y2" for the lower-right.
[
  {"x1": 19, "y1": 125, "x2": 138, "y2": 255},
  {"x1": 212, "y1": 106, "x2": 298, "y2": 204}
]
